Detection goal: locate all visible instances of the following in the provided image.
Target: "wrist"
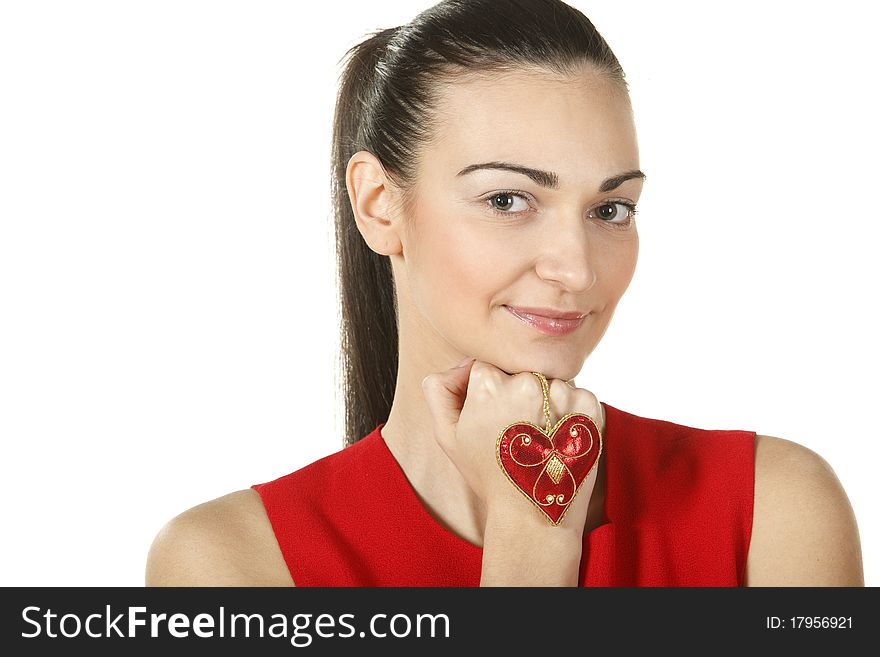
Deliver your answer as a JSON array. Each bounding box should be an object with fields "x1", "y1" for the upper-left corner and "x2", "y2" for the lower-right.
[
  {"x1": 480, "y1": 511, "x2": 584, "y2": 586},
  {"x1": 485, "y1": 485, "x2": 587, "y2": 536},
  {"x1": 484, "y1": 504, "x2": 585, "y2": 546}
]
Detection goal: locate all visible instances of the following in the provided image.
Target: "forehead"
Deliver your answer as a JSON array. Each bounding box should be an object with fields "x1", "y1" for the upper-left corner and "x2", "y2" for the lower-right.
[{"x1": 426, "y1": 67, "x2": 638, "y2": 183}]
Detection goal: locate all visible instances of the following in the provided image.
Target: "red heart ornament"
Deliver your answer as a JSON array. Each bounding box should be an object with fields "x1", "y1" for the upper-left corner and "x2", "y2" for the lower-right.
[{"x1": 496, "y1": 412, "x2": 602, "y2": 526}]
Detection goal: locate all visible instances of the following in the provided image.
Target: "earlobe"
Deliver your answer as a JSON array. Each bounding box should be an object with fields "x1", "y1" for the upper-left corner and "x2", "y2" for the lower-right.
[{"x1": 345, "y1": 150, "x2": 403, "y2": 256}]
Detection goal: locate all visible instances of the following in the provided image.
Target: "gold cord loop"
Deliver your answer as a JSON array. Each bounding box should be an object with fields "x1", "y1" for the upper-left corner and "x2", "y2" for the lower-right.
[{"x1": 530, "y1": 372, "x2": 552, "y2": 434}]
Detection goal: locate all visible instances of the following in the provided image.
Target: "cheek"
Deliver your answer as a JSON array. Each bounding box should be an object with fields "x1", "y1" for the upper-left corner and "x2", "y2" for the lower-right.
[
  {"x1": 614, "y1": 237, "x2": 639, "y2": 289},
  {"x1": 415, "y1": 221, "x2": 510, "y2": 313},
  {"x1": 595, "y1": 235, "x2": 638, "y2": 301},
  {"x1": 422, "y1": 224, "x2": 502, "y2": 309}
]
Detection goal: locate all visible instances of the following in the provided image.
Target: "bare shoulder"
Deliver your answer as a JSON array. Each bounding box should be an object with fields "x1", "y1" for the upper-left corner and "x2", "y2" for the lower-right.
[
  {"x1": 145, "y1": 489, "x2": 295, "y2": 586},
  {"x1": 745, "y1": 434, "x2": 864, "y2": 586}
]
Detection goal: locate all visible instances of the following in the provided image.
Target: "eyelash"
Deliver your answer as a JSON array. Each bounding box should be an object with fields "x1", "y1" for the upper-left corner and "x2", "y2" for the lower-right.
[{"x1": 482, "y1": 190, "x2": 638, "y2": 229}]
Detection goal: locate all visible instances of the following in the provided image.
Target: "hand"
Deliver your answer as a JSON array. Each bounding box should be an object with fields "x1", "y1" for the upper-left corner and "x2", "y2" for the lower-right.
[{"x1": 421, "y1": 358, "x2": 604, "y2": 534}]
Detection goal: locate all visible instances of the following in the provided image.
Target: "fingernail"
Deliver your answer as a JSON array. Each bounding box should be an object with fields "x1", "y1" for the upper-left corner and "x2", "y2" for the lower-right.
[{"x1": 454, "y1": 357, "x2": 474, "y2": 368}]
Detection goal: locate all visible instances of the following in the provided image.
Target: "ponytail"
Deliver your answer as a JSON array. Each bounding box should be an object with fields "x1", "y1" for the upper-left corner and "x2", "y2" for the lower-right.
[{"x1": 332, "y1": 28, "x2": 400, "y2": 447}]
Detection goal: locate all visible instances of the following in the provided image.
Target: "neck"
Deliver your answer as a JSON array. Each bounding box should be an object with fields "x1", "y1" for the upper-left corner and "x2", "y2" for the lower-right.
[{"x1": 379, "y1": 317, "x2": 489, "y2": 546}]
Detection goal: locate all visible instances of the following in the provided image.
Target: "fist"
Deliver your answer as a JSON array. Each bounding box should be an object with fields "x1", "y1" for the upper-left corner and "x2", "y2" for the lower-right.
[{"x1": 421, "y1": 359, "x2": 604, "y2": 530}]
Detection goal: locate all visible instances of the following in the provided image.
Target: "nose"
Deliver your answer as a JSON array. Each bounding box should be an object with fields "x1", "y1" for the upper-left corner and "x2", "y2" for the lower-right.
[{"x1": 533, "y1": 213, "x2": 597, "y2": 293}]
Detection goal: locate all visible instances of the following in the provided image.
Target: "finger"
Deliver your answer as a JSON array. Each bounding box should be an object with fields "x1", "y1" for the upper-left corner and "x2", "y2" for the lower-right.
[
  {"x1": 516, "y1": 372, "x2": 549, "y2": 425},
  {"x1": 548, "y1": 378, "x2": 601, "y2": 425},
  {"x1": 421, "y1": 359, "x2": 475, "y2": 445},
  {"x1": 543, "y1": 379, "x2": 569, "y2": 426}
]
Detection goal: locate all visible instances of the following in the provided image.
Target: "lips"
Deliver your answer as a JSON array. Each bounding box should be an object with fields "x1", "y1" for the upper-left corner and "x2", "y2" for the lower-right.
[
  {"x1": 506, "y1": 306, "x2": 586, "y2": 320},
  {"x1": 504, "y1": 305, "x2": 588, "y2": 336}
]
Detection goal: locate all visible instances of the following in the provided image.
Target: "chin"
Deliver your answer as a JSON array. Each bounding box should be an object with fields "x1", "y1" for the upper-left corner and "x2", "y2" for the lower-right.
[{"x1": 490, "y1": 352, "x2": 585, "y2": 382}]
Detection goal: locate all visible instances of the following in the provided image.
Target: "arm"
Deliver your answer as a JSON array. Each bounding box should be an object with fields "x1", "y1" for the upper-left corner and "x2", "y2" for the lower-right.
[
  {"x1": 745, "y1": 435, "x2": 864, "y2": 586},
  {"x1": 480, "y1": 511, "x2": 584, "y2": 586},
  {"x1": 145, "y1": 489, "x2": 294, "y2": 586}
]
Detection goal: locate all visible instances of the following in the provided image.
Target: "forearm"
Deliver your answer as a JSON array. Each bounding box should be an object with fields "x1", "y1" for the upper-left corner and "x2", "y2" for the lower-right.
[{"x1": 479, "y1": 511, "x2": 585, "y2": 586}]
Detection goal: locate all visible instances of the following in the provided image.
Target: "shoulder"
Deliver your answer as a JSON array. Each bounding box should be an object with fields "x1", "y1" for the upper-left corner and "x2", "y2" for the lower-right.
[
  {"x1": 145, "y1": 489, "x2": 295, "y2": 586},
  {"x1": 745, "y1": 434, "x2": 864, "y2": 586}
]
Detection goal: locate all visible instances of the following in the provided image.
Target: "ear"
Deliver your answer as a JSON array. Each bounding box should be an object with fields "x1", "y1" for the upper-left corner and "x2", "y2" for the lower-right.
[{"x1": 345, "y1": 150, "x2": 403, "y2": 256}]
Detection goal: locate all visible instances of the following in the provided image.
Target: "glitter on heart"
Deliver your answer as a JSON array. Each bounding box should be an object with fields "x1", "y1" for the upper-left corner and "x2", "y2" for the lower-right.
[{"x1": 495, "y1": 412, "x2": 602, "y2": 526}]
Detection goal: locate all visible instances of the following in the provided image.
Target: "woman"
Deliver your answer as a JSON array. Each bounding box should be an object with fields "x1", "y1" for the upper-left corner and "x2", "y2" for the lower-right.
[{"x1": 146, "y1": 0, "x2": 863, "y2": 586}]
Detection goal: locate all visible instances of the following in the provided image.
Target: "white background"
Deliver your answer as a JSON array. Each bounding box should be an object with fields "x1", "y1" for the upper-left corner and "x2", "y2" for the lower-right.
[{"x1": 1, "y1": 1, "x2": 877, "y2": 586}]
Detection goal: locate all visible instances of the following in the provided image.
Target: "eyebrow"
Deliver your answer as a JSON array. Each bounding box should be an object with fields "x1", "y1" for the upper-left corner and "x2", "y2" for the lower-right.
[{"x1": 456, "y1": 161, "x2": 646, "y2": 192}]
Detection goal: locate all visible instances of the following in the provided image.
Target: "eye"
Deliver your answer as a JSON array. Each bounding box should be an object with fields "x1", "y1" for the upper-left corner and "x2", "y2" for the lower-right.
[
  {"x1": 590, "y1": 201, "x2": 638, "y2": 228},
  {"x1": 485, "y1": 191, "x2": 531, "y2": 215}
]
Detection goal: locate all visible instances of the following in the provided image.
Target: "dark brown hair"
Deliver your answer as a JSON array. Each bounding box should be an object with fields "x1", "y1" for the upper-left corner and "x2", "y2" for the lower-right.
[{"x1": 332, "y1": 0, "x2": 626, "y2": 446}]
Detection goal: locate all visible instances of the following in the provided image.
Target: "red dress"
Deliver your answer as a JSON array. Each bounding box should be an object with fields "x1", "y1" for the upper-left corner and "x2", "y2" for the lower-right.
[{"x1": 252, "y1": 402, "x2": 755, "y2": 586}]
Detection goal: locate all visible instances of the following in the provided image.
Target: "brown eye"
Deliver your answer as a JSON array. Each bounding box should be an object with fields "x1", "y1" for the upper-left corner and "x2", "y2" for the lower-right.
[
  {"x1": 592, "y1": 201, "x2": 637, "y2": 227},
  {"x1": 486, "y1": 191, "x2": 530, "y2": 214},
  {"x1": 490, "y1": 193, "x2": 515, "y2": 211},
  {"x1": 596, "y1": 203, "x2": 620, "y2": 221}
]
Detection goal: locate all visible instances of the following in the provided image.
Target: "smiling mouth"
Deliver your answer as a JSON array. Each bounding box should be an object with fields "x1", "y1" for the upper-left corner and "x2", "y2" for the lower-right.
[{"x1": 503, "y1": 305, "x2": 588, "y2": 336}]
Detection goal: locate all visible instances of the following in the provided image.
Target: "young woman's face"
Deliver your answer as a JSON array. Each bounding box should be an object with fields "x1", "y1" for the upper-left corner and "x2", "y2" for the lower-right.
[{"x1": 396, "y1": 66, "x2": 642, "y2": 381}]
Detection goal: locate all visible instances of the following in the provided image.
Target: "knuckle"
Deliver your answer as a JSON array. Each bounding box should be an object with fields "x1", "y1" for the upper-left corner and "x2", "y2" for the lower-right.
[
  {"x1": 549, "y1": 378, "x2": 572, "y2": 397},
  {"x1": 468, "y1": 365, "x2": 495, "y2": 396},
  {"x1": 472, "y1": 361, "x2": 502, "y2": 381},
  {"x1": 547, "y1": 380, "x2": 573, "y2": 409},
  {"x1": 469, "y1": 361, "x2": 489, "y2": 380},
  {"x1": 514, "y1": 372, "x2": 540, "y2": 395},
  {"x1": 574, "y1": 388, "x2": 600, "y2": 409}
]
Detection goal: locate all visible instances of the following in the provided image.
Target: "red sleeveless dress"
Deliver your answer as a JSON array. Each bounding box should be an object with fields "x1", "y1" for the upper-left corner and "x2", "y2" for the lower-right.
[{"x1": 252, "y1": 402, "x2": 755, "y2": 586}]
